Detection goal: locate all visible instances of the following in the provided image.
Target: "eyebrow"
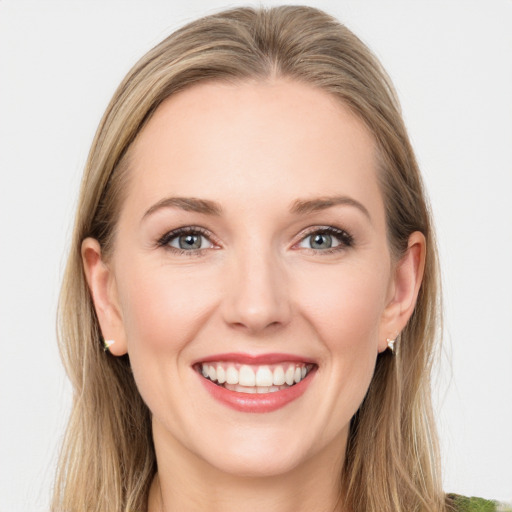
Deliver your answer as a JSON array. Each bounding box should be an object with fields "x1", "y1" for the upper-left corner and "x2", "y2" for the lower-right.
[
  {"x1": 142, "y1": 194, "x2": 371, "y2": 222},
  {"x1": 290, "y1": 195, "x2": 371, "y2": 221},
  {"x1": 142, "y1": 197, "x2": 223, "y2": 220}
]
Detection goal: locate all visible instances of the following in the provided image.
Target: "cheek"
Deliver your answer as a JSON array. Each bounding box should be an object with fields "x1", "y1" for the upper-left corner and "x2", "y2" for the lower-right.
[
  {"x1": 118, "y1": 261, "x2": 217, "y2": 351},
  {"x1": 288, "y1": 261, "x2": 390, "y2": 446},
  {"x1": 113, "y1": 260, "x2": 225, "y2": 430},
  {"x1": 114, "y1": 260, "x2": 223, "y2": 408},
  {"x1": 296, "y1": 261, "x2": 389, "y2": 350},
  {"x1": 298, "y1": 259, "x2": 388, "y2": 403}
]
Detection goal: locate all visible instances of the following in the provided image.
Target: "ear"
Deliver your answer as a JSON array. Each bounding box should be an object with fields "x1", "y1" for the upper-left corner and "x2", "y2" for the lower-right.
[
  {"x1": 378, "y1": 231, "x2": 426, "y2": 353},
  {"x1": 81, "y1": 237, "x2": 128, "y2": 356}
]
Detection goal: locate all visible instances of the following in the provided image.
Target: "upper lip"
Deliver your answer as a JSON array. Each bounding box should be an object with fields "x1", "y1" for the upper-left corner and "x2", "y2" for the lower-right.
[{"x1": 193, "y1": 352, "x2": 317, "y2": 365}]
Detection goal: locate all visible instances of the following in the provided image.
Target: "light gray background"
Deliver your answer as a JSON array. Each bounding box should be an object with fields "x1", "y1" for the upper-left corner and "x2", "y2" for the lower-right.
[{"x1": 1, "y1": 1, "x2": 511, "y2": 510}]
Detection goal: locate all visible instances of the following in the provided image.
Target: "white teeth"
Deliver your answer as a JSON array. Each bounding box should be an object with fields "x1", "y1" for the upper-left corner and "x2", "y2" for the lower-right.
[
  {"x1": 255, "y1": 366, "x2": 273, "y2": 387},
  {"x1": 200, "y1": 361, "x2": 313, "y2": 392},
  {"x1": 216, "y1": 365, "x2": 226, "y2": 384},
  {"x1": 285, "y1": 366, "x2": 295, "y2": 386},
  {"x1": 224, "y1": 383, "x2": 290, "y2": 393},
  {"x1": 273, "y1": 366, "x2": 286, "y2": 385},
  {"x1": 239, "y1": 365, "x2": 256, "y2": 386},
  {"x1": 226, "y1": 366, "x2": 239, "y2": 385}
]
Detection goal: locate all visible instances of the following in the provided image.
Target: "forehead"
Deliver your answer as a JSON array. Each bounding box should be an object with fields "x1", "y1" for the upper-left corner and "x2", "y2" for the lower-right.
[{"x1": 125, "y1": 79, "x2": 383, "y2": 223}]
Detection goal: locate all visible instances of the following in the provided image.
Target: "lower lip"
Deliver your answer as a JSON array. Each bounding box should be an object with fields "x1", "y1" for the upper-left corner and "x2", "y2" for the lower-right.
[{"x1": 197, "y1": 369, "x2": 316, "y2": 413}]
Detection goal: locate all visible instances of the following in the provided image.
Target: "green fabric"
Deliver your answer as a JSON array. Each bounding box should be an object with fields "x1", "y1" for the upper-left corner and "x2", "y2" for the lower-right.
[{"x1": 447, "y1": 493, "x2": 511, "y2": 512}]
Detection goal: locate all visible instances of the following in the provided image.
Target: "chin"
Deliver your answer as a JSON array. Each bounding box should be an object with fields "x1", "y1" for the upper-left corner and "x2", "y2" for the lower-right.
[{"x1": 199, "y1": 441, "x2": 309, "y2": 478}]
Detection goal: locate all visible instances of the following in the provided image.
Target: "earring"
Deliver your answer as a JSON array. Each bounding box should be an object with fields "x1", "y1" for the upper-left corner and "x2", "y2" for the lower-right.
[
  {"x1": 386, "y1": 333, "x2": 399, "y2": 354},
  {"x1": 103, "y1": 339, "x2": 115, "y2": 352}
]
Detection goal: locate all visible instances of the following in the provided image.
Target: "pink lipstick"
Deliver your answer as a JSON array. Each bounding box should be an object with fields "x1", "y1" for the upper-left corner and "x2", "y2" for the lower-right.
[{"x1": 194, "y1": 353, "x2": 317, "y2": 413}]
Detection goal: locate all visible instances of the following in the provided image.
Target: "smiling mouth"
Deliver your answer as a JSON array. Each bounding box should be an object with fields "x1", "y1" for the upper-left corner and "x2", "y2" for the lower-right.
[{"x1": 196, "y1": 362, "x2": 316, "y2": 394}]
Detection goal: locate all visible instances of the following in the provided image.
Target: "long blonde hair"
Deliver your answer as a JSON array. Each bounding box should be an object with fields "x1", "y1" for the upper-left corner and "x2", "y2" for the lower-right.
[{"x1": 53, "y1": 6, "x2": 445, "y2": 512}]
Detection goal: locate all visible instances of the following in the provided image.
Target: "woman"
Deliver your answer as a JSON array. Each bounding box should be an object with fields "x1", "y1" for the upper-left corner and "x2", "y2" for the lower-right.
[{"x1": 51, "y1": 5, "x2": 498, "y2": 512}]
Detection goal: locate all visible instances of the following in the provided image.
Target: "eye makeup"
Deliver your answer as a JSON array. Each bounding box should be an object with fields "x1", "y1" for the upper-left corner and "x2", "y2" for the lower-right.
[
  {"x1": 293, "y1": 225, "x2": 354, "y2": 255},
  {"x1": 156, "y1": 226, "x2": 219, "y2": 256},
  {"x1": 155, "y1": 223, "x2": 355, "y2": 258}
]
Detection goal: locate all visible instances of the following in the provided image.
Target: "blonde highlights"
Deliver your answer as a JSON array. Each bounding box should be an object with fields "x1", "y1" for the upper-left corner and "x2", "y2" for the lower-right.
[{"x1": 53, "y1": 6, "x2": 444, "y2": 512}]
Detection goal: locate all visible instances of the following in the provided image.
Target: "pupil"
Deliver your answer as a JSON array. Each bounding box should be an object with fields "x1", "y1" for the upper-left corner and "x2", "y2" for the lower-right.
[
  {"x1": 311, "y1": 233, "x2": 332, "y2": 249},
  {"x1": 179, "y1": 234, "x2": 201, "y2": 249}
]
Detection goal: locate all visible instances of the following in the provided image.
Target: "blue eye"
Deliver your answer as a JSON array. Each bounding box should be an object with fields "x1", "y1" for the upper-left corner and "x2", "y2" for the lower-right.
[
  {"x1": 297, "y1": 227, "x2": 353, "y2": 251},
  {"x1": 301, "y1": 233, "x2": 339, "y2": 250},
  {"x1": 169, "y1": 233, "x2": 211, "y2": 250},
  {"x1": 158, "y1": 227, "x2": 215, "y2": 253}
]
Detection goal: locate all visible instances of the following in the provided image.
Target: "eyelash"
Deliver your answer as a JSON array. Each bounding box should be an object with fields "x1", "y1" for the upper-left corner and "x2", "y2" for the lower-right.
[
  {"x1": 294, "y1": 226, "x2": 354, "y2": 254},
  {"x1": 157, "y1": 226, "x2": 218, "y2": 256},
  {"x1": 156, "y1": 225, "x2": 354, "y2": 256}
]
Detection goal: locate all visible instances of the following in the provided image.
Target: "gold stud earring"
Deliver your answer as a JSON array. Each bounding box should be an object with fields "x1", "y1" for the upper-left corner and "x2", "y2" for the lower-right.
[
  {"x1": 386, "y1": 333, "x2": 399, "y2": 354},
  {"x1": 103, "y1": 339, "x2": 115, "y2": 352}
]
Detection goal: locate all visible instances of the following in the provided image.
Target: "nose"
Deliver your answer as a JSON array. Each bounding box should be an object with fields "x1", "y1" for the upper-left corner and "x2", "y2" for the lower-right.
[{"x1": 221, "y1": 246, "x2": 292, "y2": 335}]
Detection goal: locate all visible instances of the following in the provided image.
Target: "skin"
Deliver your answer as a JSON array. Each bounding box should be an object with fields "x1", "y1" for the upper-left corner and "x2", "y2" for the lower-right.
[{"x1": 83, "y1": 79, "x2": 425, "y2": 512}]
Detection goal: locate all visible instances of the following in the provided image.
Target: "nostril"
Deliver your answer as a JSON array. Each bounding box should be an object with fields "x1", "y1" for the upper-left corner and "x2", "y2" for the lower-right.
[{"x1": 228, "y1": 318, "x2": 285, "y2": 334}]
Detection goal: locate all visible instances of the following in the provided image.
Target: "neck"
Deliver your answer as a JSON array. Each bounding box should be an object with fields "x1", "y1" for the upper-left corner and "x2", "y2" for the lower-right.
[{"x1": 148, "y1": 422, "x2": 348, "y2": 512}]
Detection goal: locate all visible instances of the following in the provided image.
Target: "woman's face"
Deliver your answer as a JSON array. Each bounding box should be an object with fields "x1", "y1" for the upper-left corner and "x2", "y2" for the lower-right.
[{"x1": 86, "y1": 79, "x2": 414, "y2": 477}]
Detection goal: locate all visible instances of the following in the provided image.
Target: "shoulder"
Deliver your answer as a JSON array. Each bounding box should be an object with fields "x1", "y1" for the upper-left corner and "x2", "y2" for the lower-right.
[{"x1": 446, "y1": 494, "x2": 512, "y2": 512}]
